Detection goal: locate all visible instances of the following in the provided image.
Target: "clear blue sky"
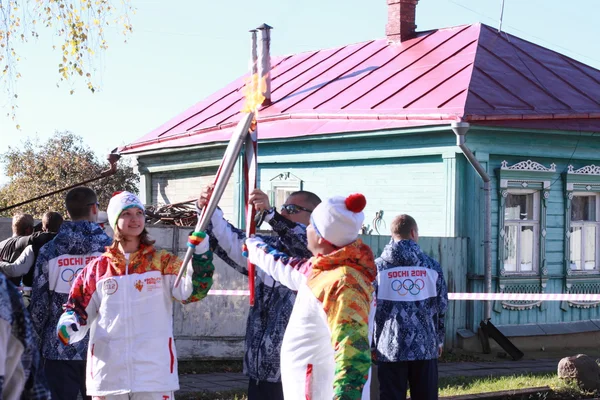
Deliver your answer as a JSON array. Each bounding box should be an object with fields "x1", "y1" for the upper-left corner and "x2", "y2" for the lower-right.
[{"x1": 1, "y1": 0, "x2": 599, "y2": 183}]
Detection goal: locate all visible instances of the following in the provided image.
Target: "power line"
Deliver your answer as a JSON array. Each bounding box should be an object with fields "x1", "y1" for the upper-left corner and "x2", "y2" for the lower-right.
[
  {"x1": 447, "y1": 0, "x2": 600, "y2": 67},
  {"x1": 448, "y1": 0, "x2": 596, "y2": 188},
  {"x1": 499, "y1": 29, "x2": 589, "y2": 189}
]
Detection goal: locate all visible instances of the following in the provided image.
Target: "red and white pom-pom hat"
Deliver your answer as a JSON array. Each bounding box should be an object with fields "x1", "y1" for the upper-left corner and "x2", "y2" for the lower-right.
[{"x1": 310, "y1": 193, "x2": 367, "y2": 248}]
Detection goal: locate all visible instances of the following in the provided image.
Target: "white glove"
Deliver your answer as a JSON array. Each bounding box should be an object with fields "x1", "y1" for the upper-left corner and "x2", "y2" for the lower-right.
[
  {"x1": 57, "y1": 311, "x2": 79, "y2": 346},
  {"x1": 187, "y1": 231, "x2": 210, "y2": 255}
]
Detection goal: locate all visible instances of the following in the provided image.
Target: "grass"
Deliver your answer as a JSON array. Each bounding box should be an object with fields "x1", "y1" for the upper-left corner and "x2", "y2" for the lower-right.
[
  {"x1": 438, "y1": 373, "x2": 597, "y2": 399},
  {"x1": 176, "y1": 372, "x2": 598, "y2": 400}
]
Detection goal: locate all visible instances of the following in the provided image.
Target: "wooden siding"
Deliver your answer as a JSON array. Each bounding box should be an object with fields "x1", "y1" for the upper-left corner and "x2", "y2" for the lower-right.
[
  {"x1": 460, "y1": 127, "x2": 600, "y2": 329},
  {"x1": 259, "y1": 157, "x2": 448, "y2": 237},
  {"x1": 150, "y1": 169, "x2": 236, "y2": 221}
]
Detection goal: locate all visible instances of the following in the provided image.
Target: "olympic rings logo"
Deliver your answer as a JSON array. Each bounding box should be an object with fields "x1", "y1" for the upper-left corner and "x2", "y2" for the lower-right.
[
  {"x1": 61, "y1": 268, "x2": 83, "y2": 286},
  {"x1": 391, "y1": 278, "x2": 425, "y2": 296}
]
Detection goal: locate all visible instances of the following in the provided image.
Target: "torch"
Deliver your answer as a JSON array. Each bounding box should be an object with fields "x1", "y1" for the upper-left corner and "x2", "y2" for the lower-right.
[
  {"x1": 174, "y1": 25, "x2": 271, "y2": 308},
  {"x1": 173, "y1": 113, "x2": 255, "y2": 288}
]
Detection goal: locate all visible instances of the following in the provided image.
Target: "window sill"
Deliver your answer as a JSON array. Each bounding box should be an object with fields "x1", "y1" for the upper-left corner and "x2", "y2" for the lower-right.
[
  {"x1": 568, "y1": 270, "x2": 600, "y2": 276},
  {"x1": 501, "y1": 272, "x2": 540, "y2": 278}
]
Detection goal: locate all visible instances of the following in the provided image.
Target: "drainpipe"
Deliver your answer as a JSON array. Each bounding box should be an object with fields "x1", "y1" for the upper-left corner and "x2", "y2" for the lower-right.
[{"x1": 452, "y1": 121, "x2": 492, "y2": 321}]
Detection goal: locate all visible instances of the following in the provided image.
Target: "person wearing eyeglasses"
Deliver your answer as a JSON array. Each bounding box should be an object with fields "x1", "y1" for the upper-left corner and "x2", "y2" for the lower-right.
[
  {"x1": 197, "y1": 185, "x2": 321, "y2": 400},
  {"x1": 29, "y1": 187, "x2": 112, "y2": 400}
]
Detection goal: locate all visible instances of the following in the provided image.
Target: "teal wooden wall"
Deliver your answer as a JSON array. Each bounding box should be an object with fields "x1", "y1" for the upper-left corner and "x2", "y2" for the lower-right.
[
  {"x1": 257, "y1": 128, "x2": 459, "y2": 237},
  {"x1": 258, "y1": 158, "x2": 447, "y2": 236},
  {"x1": 360, "y1": 235, "x2": 469, "y2": 348},
  {"x1": 459, "y1": 127, "x2": 600, "y2": 329}
]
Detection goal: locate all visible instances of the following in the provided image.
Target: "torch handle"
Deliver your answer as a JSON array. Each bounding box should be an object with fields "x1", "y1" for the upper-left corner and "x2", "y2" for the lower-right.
[
  {"x1": 244, "y1": 129, "x2": 258, "y2": 306},
  {"x1": 174, "y1": 113, "x2": 255, "y2": 288}
]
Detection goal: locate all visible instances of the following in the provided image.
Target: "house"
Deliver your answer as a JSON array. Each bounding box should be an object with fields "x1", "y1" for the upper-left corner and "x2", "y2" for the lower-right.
[{"x1": 121, "y1": 1, "x2": 600, "y2": 354}]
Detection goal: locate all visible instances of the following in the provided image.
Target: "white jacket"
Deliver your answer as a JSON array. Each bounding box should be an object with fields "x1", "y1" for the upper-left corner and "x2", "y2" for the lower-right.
[
  {"x1": 58, "y1": 243, "x2": 213, "y2": 396},
  {"x1": 246, "y1": 237, "x2": 376, "y2": 400}
]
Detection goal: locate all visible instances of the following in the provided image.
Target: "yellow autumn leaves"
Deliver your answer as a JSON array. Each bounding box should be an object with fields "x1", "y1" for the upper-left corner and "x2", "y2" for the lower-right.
[{"x1": 0, "y1": 0, "x2": 134, "y2": 125}]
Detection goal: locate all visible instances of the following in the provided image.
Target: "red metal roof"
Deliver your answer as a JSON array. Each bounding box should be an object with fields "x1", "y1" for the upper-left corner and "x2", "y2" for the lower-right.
[{"x1": 122, "y1": 23, "x2": 600, "y2": 154}]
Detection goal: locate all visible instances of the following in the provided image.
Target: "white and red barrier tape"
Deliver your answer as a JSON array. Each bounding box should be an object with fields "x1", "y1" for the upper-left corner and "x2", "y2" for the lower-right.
[
  {"x1": 207, "y1": 289, "x2": 252, "y2": 296},
  {"x1": 17, "y1": 286, "x2": 598, "y2": 301},
  {"x1": 206, "y1": 290, "x2": 600, "y2": 301},
  {"x1": 448, "y1": 293, "x2": 600, "y2": 301}
]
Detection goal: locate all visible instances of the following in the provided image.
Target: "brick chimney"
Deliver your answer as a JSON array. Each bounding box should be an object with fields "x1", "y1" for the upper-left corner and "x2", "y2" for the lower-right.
[{"x1": 386, "y1": 0, "x2": 418, "y2": 43}]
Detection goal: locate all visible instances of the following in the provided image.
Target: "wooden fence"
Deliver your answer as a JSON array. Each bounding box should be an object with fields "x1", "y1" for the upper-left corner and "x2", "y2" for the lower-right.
[{"x1": 144, "y1": 227, "x2": 470, "y2": 357}]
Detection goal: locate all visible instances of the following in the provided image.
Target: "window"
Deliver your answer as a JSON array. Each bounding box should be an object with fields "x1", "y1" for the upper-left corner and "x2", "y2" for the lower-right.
[
  {"x1": 570, "y1": 194, "x2": 599, "y2": 271},
  {"x1": 273, "y1": 187, "x2": 298, "y2": 211},
  {"x1": 503, "y1": 191, "x2": 539, "y2": 273},
  {"x1": 268, "y1": 171, "x2": 304, "y2": 213},
  {"x1": 496, "y1": 159, "x2": 554, "y2": 290}
]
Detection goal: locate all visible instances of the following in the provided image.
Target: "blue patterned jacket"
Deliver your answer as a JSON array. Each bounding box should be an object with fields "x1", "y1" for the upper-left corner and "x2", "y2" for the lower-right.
[
  {"x1": 0, "y1": 272, "x2": 50, "y2": 399},
  {"x1": 29, "y1": 221, "x2": 112, "y2": 361},
  {"x1": 206, "y1": 208, "x2": 310, "y2": 383},
  {"x1": 373, "y1": 239, "x2": 448, "y2": 362}
]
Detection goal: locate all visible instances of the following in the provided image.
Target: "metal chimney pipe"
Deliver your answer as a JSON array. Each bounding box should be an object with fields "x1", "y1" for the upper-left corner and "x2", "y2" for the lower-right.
[
  {"x1": 250, "y1": 29, "x2": 258, "y2": 97},
  {"x1": 451, "y1": 121, "x2": 493, "y2": 322},
  {"x1": 257, "y1": 23, "x2": 273, "y2": 106},
  {"x1": 250, "y1": 29, "x2": 258, "y2": 75}
]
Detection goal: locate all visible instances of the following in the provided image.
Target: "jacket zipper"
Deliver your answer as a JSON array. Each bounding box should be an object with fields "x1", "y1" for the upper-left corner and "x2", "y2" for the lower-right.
[{"x1": 125, "y1": 255, "x2": 133, "y2": 389}]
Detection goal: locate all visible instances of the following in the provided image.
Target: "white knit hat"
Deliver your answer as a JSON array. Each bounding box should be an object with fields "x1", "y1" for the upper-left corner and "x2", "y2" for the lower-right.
[
  {"x1": 107, "y1": 191, "x2": 145, "y2": 228},
  {"x1": 310, "y1": 193, "x2": 366, "y2": 248}
]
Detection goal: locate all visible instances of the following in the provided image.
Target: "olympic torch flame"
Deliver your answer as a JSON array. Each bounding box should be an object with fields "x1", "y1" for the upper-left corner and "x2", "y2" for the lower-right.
[{"x1": 241, "y1": 73, "x2": 267, "y2": 115}]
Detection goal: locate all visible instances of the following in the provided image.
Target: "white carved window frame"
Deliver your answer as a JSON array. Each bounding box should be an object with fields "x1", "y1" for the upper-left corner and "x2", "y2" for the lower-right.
[
  {"x1": 497, "y1": 160, "x2": 555, "y2": 279},
  {"x1": 561, "y1": 164, "x2": 600, "y2": 309},
  {"x1": 268, "y1": 172, "x2": 304, "y2": 212},
  {"x1": 569, "y1": 193, "x2": 599, "y2": 272},
  {"x1": 564, "y1": 164, "x2": 600, "y2": 276},
  {"x1": 502, "y1": 189, "x2": 541, "y2": 274}
]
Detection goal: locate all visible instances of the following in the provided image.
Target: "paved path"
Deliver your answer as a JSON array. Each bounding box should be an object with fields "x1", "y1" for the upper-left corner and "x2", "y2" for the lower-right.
[{"x1": 177, "y1": 358, "x2": 562, "y2": 394}]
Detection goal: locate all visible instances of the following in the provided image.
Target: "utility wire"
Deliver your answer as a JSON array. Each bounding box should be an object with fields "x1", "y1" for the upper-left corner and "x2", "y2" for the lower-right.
[
  {"x1": 448, "y1": 0, "x2": 595, "y2": 188},
  {"x1": 447, "y1": 0, "x2": 600, "y2": 67}
]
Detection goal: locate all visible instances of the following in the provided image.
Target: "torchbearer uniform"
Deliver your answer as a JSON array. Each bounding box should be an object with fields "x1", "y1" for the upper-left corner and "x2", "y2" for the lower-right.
[
  {"x1": 245, "y1": 194, "x2": 376, "y2": 400},
  {"x1": 56, "y1": 192, "x2": 215, "y2": 400}
]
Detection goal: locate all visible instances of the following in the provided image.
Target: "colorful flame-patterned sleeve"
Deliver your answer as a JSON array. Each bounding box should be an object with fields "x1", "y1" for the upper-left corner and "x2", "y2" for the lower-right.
[
  {"x1": 166, "y1": 250, "x2": 214, "y2": 304},
  {"x1": 324, "y1": 275, "x2": 372, "y2": 400}
]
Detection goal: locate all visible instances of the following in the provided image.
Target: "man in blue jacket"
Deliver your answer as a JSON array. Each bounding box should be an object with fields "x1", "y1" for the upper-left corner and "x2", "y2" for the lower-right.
[
  {"x1": 29, "y1": 187, "x2": 112, "y2": 400},
  {"x1": 198, "y1": 186, "x2": 320, "y2": 400},
  {"x1": 373, "y1": 214, "x2": 448, "y2": 400}
]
